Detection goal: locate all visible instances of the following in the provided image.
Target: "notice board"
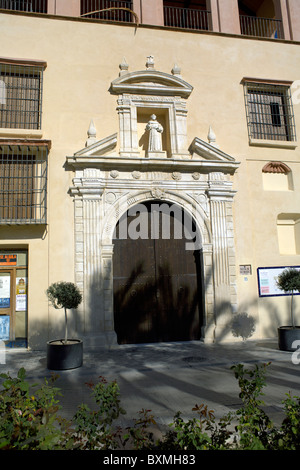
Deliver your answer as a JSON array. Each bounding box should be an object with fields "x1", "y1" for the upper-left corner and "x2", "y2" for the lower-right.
[{"x1": 257, "y1": 266, "x2": 300, "y2": 297}]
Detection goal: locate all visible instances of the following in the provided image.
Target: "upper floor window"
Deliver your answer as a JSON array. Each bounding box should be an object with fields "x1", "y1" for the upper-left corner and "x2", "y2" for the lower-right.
[
  {"x1": 243, "y1": 79, "x2": 296, "y2": 143},
  {"x1": 0, "y1": 0, "x2": 47, "y2": 13},
  {"x1": 0, "y1": 142, "x2": 49, "y2": 224},
  {"x1": 239, "y1": 0, "x2": 283, "y2": 39},
  {"x1": 0, "y1": 60, "x2": 46, "y2": 130},
  {"x1": 80, "y1": 0, "x2": 134, "y2": 22},
  {"x1": 163, "y1": 0, "x2": 211, "y2": 31}
]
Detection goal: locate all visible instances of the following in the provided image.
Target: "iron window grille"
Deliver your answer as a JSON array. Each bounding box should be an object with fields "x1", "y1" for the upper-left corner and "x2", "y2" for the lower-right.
[
  {"x1": 0, "y1": 0, "x2": 47, "y2": 13},
  {"x1": 243, "y1": 81, "x2": 296, "y2": 142},
  {"x1": 0, "y1": 144, "x2": 48, "y2": 224},
  {"x1": 0, "y1": 62, "x2": 44, "y2": 130}
]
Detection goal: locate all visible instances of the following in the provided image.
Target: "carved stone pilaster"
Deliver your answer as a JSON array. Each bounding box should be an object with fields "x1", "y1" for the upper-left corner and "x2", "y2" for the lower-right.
[{"x1": 206, "y1": 181, "x2": 237, "y2": 341}]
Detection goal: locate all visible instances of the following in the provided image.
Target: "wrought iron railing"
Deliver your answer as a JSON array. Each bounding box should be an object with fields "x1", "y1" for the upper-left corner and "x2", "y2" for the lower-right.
[
  {"x1": 0, "y1": 0, "x2": 47, "y2": 13},
  {"x1": 164, "y1": 6, "x2": 211, "y2": 31},
  {"x1": 240, "y1": 15, "x2": 283, "y2": 39},
  {"x1": 81, "y1": 0, "x2": 134, "y2": 22}
]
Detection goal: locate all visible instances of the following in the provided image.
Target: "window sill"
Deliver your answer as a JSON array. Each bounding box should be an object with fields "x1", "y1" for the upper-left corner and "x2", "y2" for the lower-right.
[
  {"x1": 249, "y1": 138, "x2": 297, "y2": 149},
  {"x1": 0, "y1": 128, "x2": 43, "y2": 139}
]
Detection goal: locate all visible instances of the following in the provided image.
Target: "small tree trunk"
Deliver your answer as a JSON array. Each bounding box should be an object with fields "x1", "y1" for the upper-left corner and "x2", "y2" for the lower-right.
[
  {"x1": 291, "y1": 291, "x2": 295, "y2": 328},
  {"x1": 64, "y1": 307, "x2": 68, "y2": 344}
]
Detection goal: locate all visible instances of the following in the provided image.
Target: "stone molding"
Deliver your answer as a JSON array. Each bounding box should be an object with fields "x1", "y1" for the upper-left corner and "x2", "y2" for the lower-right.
[{"x1": 67, "y1": 58, "x2": 240, "y2": 346}]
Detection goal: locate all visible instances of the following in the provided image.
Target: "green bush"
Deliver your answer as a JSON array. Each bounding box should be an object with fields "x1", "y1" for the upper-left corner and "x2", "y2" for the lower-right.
[
  {"x1": 0, "y1": 368, "x2": 65, "y2": 450},
  {"x1": 1, "y1": 362, "x2": 300, "y2": 450}
]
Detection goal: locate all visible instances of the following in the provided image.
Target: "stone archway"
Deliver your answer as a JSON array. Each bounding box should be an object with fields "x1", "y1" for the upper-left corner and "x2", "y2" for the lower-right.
[{"x1": 97, "y1": 188, "x2": 215, "y2": 346}]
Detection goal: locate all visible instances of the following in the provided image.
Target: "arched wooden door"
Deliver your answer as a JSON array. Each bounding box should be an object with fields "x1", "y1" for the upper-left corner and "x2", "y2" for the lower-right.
[{"x1": 113, "y1": 201, "x2": 204, "y2": 344}]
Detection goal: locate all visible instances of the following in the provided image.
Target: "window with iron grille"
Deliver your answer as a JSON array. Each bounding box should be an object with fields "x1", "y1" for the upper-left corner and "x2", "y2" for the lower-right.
[
  {"x1": 0, "y1": 62, "x2": 44, "y2": 129},
  {"x1": 0, "y1": 0, "x2": 47, "y2": 13},
  {"x1": 0, "y1": 144, "x2": 48, "y2": 224},
  {"x1": 243, "y1": 81, "x2": 296, "y2": 142}
]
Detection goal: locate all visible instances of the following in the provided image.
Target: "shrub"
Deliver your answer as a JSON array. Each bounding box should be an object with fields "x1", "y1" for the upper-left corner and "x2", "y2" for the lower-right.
[
  {"x1": 0, "y1": 368, "x2": 65, "y2": 450},
  {"x1": 1, "y1": 363, "x2": 300, "y2": 450}
]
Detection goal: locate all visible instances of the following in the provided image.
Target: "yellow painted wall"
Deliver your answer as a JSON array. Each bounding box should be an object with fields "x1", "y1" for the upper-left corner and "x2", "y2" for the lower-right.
[{"x1": 0, "y1": 12, "x2": 300, "y2": 347}]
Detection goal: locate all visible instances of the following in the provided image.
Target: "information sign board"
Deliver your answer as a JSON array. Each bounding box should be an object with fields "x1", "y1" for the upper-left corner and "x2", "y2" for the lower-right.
[{"x1": 257, "y1": 266, "x2": 300, "y2": 297}]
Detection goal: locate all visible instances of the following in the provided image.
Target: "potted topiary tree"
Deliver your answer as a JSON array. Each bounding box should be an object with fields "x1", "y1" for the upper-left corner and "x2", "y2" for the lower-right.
[
  {"x1": 276, "y1": 268, "x2": 300, "y2": 351},
  {"x1": 46, "y1": 281, "x2": 83, "y2": 370}
]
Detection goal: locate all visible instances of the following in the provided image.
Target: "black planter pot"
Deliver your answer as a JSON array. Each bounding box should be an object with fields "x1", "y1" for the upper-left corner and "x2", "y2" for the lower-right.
[
  {"x1": 278, "y1": 327, "x2": 300, "y2": 352},
  {"x1": 47, "y1": 339, "x2": 83, "y2": 370}
]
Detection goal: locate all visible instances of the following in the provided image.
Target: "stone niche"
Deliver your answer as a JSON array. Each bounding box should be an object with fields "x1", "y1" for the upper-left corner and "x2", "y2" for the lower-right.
[{"x1": 66, "y1": 56, "x2": 240, "y2": 348}]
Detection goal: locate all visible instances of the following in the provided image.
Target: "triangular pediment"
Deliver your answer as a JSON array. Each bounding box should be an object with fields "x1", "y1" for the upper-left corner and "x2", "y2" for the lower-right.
[
  {"x1": 189, "y1": 137, "x2": 236, "y2": 162},
  {"x1": 110, "y1": 70, "x2": 193, "y2": 98},
  {"x1": 74, "y1": 133, "x2": 118, "y2": 157}
]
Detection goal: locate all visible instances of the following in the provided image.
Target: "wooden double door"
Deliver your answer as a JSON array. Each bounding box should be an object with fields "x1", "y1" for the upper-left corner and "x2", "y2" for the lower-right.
[{"x1": 113, "y1": 202, "x2": 204, "y2": 344}]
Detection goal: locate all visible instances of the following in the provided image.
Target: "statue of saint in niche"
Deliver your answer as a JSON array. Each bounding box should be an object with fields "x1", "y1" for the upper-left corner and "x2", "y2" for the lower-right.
[{"x1": 145, "y1": 114, "x2": 163, "y2": 153}]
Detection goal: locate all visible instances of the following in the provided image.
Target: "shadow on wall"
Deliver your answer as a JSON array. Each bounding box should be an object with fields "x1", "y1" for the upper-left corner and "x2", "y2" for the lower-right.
[
  {"x1": 29, "y1": 261, "x2": 296, "y2": 350},
  {"x1": 113, "y1": 262, "x2": 203, "y2": 344}
]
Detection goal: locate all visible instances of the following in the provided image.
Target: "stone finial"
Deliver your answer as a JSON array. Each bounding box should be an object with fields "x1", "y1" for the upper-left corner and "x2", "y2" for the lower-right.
[
  {"x1": 171, "y1": 63, "x2": 181, "y2": 77},
  {"x1": 208, "y1": 126, "x2": 219, "y2": 148},
  {"x1": 146, "y1": 55, "x2": 155, "y2": 70},
  {"x1": 119, "y1": 57, "x2": 129, "y2": 76},
  {"x1": 86, "y1": 119, "x2": 97, "y2": 147}
]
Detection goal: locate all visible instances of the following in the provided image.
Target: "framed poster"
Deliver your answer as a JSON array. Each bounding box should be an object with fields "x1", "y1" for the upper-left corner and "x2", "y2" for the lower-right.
[
  {"x1": 257, "y1": 266, "x2": 300, "y2": 297},
  {"x1": 16, "y1": 277, "x2": 27, "y2": 311},
  {"x1": 0, "y1": 275, "x2": 10, "y2": 308}
]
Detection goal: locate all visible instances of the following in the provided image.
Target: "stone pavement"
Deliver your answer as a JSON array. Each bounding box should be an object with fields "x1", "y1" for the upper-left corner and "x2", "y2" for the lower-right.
[{"x1": 1, "y1": 339, "x2": 300, "y2": 432}]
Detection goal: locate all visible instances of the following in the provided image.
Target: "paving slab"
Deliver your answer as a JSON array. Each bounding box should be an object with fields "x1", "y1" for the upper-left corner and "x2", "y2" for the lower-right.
[{"x1": 1, "y1": 339, "x2": 300, "y2": 432}]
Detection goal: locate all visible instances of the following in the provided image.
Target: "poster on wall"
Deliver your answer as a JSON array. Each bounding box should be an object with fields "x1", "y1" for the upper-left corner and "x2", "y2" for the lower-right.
[
  {"x1": 16, "y1": 277, "x2": 27, "y2": 312},
  {"x1": 0, "y1": 316, "x2": 10, "y2": 340},
  {"x1": 257, "y1": 266, "x2": 300, "y2": 297},
  {"x1": 0, "y1": 255, "x2": 17, "y2": 266},
  {"x1": 0, "y1": 275, "x2": 10, "y2": 308}
]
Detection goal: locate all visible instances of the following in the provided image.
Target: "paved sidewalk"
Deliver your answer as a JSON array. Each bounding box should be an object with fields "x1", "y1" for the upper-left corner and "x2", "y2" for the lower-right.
[{"x1": 1, "y1": 339, "x2": 300, "y2": 431}]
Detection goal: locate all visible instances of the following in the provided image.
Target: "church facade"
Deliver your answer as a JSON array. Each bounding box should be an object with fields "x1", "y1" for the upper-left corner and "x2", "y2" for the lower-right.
[{"x1": 0, "y1": 0, "x2": 300, "y2": 350}]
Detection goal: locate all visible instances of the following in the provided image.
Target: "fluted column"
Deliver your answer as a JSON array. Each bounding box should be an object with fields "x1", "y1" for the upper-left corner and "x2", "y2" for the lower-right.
[{"x1": 207, "y1": 173, "x2": 237, "y2": 341}]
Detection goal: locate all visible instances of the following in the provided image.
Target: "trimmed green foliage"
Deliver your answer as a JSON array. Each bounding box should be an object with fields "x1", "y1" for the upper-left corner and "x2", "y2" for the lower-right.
[{"x1": 1, "y1": 362, "x2": 300, "y2": 450}]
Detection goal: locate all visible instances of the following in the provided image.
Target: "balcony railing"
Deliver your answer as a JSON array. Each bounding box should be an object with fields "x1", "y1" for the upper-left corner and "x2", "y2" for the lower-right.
[
  {"x1": 0, "y1": 0, "x2": 47, "y2": 13},
  {"x1": 240, "y1": 15, "x2": 283, "y2": 39},
  {"x1": 81, "y1": 0, "x2": 134, "y2": 23},
  {"x1": 164, "y1": 6, "x2": 211, "y2": 31}
]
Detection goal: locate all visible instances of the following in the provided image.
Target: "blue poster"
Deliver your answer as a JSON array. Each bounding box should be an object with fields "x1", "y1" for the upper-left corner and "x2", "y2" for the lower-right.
[
  {"x1": 0, "y1": 316, "x2": 10, "y2": 341},
  {"x1": 0, "y1": 298, "x2": 10, "y2": 308}
]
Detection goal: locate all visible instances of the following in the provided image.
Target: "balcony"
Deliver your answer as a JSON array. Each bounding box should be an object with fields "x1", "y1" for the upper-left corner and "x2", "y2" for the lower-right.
[
  {"x1": 80, "y1": 0, "x2": 134, "y2": 23},
  {"x1": 163, "y1": 5, "x2": 211, "y2": 31},
  {"x1": 240, "y1": 15, "x2": 283, "y2": 39},
  {"x1": 0, "y1": 0, "x2": 47, "y2": 13}
]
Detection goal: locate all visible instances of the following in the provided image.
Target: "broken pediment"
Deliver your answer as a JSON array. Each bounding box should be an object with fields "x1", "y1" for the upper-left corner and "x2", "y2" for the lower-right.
[
  {"x1": 189, "y1": 137, "x2": 239, "y2": 173},
  {"x1": 74, "y1": 133, "x2": 118, "y2": 158}
]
